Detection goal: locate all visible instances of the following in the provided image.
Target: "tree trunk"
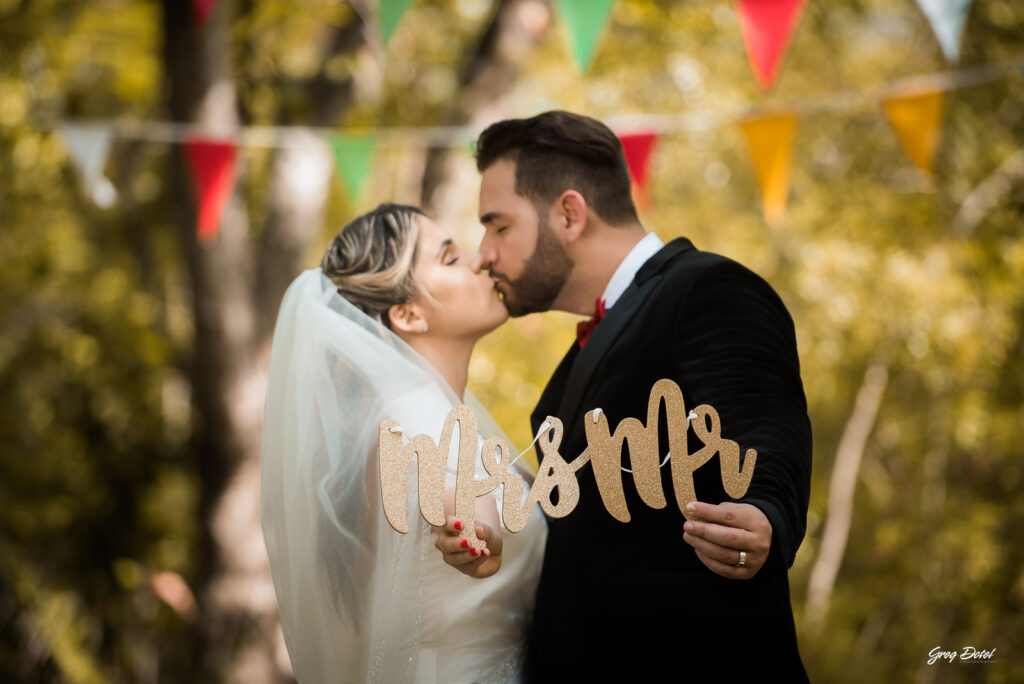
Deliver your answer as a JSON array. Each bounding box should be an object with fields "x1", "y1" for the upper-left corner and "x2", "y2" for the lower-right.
[
  {"x1": 952, "y1": 145, "x2": 1024, "y2": 236},
  {"x1": 163, "y1": 0, "x2": 546, "y2": 676},
  {"x1": 420, "y1": 0, "x2": 552, "y2": 226},
  {"x1": 163, "y1": 4, "x2": 380, "y2": 680},
  {"x1": 254, "y1": 10, "x2": 371, "y2": 341},
  {"x1": 804, "y1": 359, "x2": 889, "y2": 628},
  {"x1": 254, "y1": 130, "x2": 334, "y2": 340},
  {"x1": 162, "y1": 2, "x2": 286, "y2": 681}
]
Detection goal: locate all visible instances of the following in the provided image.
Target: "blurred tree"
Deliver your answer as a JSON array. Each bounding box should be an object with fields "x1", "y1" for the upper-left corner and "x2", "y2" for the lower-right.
[
  {"x1": 1, "y1": 1, "x2": 1022, "y2": 683},
  {"x1": 159, "y1": 0, "x2": 549, "y2": 680},
  {"x1": 160, "y1": 1, "x2": 381, "y2": 679},
  {"x1": 419, "y1": 0, "x2": 552, "y2": 223}
]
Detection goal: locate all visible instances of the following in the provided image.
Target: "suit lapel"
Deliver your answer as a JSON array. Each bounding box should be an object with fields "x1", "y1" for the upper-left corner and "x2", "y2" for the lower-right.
[
  {"x1": 531, "y1": 343, "x2": 578, "y2": 437},
  {"x1": 552, "y1": 238, "x2": 696, "y2": 441},
  {"x1": 532, "y1": 237, "x2": 697, "y2": 452},
  {"x1": 555, "y1": 274, "x2": 661, "y2": 425}
]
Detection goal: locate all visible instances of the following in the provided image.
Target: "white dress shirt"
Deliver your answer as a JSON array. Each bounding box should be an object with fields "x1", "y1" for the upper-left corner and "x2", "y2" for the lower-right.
[{"x1": 600, "y1": 232, "x2": 665, "y2": 309}]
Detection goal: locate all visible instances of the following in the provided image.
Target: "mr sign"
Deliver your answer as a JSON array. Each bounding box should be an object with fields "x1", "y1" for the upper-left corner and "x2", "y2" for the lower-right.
[{"x1": 379, "y1": 378, "x2": 757, "y2": 552}]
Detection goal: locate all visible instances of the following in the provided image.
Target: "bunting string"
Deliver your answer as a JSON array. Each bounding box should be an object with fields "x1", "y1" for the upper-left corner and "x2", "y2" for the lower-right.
[
  {"x1": 65, "y1": 55, "x2": 1022, "y2": 147},
  {"x1": 55, "y1": 53, "x2": 1024, "y2": 231},
  {"x1": 51, "y1": 0, "x2": 1016, "y2": 231}
]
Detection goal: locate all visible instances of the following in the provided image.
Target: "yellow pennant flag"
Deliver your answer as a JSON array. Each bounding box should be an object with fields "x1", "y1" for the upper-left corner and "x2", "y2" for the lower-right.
[
  {"x1": 883, "y1": 89, "x2": 944, "y2": 174},
  {"x1": 740, "y1": 113, "x2": 798, "y2": 224}
]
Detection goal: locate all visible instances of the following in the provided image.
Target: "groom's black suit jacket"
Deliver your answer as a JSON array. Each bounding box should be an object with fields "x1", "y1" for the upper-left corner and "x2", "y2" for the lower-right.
[{"x1": 525, "y1": 237, "x2": 812, "y2": 682}]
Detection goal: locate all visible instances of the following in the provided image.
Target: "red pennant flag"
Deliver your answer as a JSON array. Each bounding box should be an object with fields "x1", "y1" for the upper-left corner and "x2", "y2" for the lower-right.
[
  {"x1": 737, "y1": 0, "x2": 806, "y2": 90},
  {"x1": 191, "y1": 0, "x2": 219, "y2": 28},
  {"x1": 183, "y1": 138, "x2": 238, "y2": 244},
  {"x1": 618, "y1": 131, "x2": 658, "y2": 207}
]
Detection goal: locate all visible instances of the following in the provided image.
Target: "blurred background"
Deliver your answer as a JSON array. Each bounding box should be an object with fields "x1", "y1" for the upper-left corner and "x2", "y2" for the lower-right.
[{"x1": 1, "y1": 0, "x2": 1022, "y2": 682}]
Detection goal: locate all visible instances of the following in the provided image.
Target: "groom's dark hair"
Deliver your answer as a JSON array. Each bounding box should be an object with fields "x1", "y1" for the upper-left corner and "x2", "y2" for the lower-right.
[{"x1": 474, "y1": 110, "x2": 639, "y2": 226}]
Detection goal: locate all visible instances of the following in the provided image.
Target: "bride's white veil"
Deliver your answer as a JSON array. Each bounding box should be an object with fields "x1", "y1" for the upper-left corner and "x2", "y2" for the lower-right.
[{"x1": 259, "y1": 268, "x2": 506, "y2": 683}]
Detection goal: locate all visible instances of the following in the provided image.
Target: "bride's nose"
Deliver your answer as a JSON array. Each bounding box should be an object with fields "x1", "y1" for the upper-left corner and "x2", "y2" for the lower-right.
[{"x1": 467, "y1": 251, "x2": 485, "y2": 273}]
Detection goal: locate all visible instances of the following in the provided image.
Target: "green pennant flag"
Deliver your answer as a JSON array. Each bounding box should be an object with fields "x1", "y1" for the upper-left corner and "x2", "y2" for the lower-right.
[
  {"x1": 326, "y1": 133, "x2": 377, "y2": 200},
  {"x1": 380, "y1": 0, "x2": 415, "y2": 44},
  {"x1": 557, "y1": 0, "x2": 616, "y2": 72}
]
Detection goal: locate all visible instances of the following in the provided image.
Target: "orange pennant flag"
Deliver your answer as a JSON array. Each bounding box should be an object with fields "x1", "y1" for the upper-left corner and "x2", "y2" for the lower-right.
[
  {"x1": 740, "y1": 113, "x2": 797, "y2": 224},
  {"x1": 883, "y1": 89, "x2": 944, "y2": 175}
]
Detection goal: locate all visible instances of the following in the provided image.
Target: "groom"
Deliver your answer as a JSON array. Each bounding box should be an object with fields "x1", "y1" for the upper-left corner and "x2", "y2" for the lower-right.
[{"x1": 473, "y1": 111, "x2": 812, "y2": 681}]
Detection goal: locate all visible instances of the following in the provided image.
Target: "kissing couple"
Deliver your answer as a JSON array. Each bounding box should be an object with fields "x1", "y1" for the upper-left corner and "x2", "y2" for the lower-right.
[{"x1": 260, "y1": 110, "x2": 812, "y2": 683}]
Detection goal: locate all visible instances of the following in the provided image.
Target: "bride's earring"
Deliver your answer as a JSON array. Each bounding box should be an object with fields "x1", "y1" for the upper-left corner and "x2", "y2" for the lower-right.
[{"x1": 422, "y1": 323, "x2": 429, "y2": 333}]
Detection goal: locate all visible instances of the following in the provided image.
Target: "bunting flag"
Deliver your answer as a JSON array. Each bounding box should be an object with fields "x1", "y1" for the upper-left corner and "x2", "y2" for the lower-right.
[
  {"x1": 56, "y1": 52, "x2": 1023, "y2": 228},
  {"x1": 740, "y1": 113, "x2": 797, "y2": 224},
  {"x1": 190, "y1": 0, "x2": 219, "y2": 28},
  {"x1": 58, "y1": 123, "x2": 118, "y2": 208},
  {"x1": 183, "y1": 138, "x2": 238, "y2": 244},
  {"x1": 380, "y1": 0, "x2": 415, "y2": 44},
  {"x1": 326, "y1": 133, "x2": 377, "y2": 201},
  {"x1": 736, "y1": 0, "x2": 806, "y2": 90},
  {"x1": 883, "y1": 89, "x2": 945, "y2": 174},
  {"x1": 618, "y1": 131, "x2": 658, "y2": 206},
  {"x1": 915, "y1": 0, "x2": 973, "y2": 63},
  {"x1": 557, "y1": 0, "x2": 616, "y2": 72}
]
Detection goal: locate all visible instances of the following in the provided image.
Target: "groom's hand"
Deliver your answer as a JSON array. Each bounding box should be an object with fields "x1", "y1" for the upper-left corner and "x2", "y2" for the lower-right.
[{"x1": 682, "y1": 501, "x2": 772, "y2": 579}]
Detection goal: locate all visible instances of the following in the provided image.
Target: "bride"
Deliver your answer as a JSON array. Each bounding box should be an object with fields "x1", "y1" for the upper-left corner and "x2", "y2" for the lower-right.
[{"x1": 260, "y1": 203, "x2": 547, "y2": 683}]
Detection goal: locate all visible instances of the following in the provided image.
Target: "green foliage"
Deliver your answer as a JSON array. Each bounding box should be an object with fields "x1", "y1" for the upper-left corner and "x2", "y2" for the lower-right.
[
  {"x1": 1, "y1": 0, "x2": 1022, "y2": 681},
  {"x1": 0, "y1": 2, "x2": 196, "y2": 681}
]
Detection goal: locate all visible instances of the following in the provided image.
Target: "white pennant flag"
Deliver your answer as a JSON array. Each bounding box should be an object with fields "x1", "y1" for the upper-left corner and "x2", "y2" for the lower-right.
[
  {"x1": 58, "y1": 122, "x2": 118, "y2": 208},
  {"x1": 915, "y1": 0, "x2": 973, "y2": 63}
]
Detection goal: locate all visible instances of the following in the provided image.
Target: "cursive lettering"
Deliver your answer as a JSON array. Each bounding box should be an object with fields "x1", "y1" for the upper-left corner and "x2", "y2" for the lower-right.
[{"x1": 379, "y1": 378, "x2": 758, "y2": 535}]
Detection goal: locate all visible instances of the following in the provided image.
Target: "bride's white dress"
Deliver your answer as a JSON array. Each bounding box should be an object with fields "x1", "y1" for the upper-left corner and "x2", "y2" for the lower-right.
[
  {"x1": 260, "y1": 269, "x2": 546, "y2": 683},
  {"x1": 406, "y1": 391, "x2": 546, "y2": 682}
]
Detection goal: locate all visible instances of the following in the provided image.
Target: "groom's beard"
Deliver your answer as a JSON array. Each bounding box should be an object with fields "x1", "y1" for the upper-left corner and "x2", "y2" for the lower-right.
[{"x1": 495, "y1": 217, "x2": 574, "y2": 318}]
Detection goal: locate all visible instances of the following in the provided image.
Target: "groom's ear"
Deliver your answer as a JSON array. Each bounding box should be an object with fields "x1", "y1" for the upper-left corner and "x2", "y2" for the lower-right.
[
  {"x1": 555, "y1": 190, "x2": 588, "y2": 245},
  {"x1": 387, "y1": 302, "x2": 427, "y2": 335}
]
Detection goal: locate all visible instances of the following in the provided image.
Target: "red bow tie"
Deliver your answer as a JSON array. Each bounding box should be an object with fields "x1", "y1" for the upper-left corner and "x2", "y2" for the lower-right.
[{"x1": 576, "y1": 297, "x2": 607, "y2": 348}]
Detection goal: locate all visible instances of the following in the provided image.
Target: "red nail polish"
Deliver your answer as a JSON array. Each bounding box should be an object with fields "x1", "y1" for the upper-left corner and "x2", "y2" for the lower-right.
[
  {"x1": 470, "y1": 548, "x2": 478, "y2": 557},
  {"x1": 460, "y1": 539, "x2": 469, "y2": 549},
  {"x1": 453, "y1": 520, "x2": 463, "y2": 531}
]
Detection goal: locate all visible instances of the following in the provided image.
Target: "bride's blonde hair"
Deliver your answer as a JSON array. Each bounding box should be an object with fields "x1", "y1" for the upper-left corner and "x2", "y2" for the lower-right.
[{"x1": 321, "y1": 203, "x2": 424, "y2": 329}]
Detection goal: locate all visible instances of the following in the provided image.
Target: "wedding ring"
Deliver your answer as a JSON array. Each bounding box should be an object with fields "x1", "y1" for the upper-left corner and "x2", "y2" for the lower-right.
[{"x1": 736, "y1": 551, "x2": 747, "y2": 568}]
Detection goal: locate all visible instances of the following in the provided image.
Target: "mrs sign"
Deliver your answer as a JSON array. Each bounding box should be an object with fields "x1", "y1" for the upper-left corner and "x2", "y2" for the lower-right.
[{"x1": 379, "y1": 379, "x2": 758, "y2": 551}]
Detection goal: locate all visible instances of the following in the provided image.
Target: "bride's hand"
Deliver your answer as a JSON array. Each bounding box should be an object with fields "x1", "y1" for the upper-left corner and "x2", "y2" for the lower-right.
[{"x1": 432, "y1": 487, "x2": 503, "y2": 579}]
